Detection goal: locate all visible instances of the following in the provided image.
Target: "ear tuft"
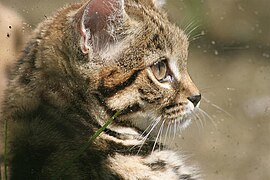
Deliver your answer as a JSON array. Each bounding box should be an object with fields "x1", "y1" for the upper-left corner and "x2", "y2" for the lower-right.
[{"x1": 75, "y1": 0, "x2": 125, "y2": 54}]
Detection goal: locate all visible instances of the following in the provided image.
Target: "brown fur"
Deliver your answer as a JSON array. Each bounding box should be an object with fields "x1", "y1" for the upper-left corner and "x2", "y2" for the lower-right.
[{"x1": 1, "y1": 0, "x2": 201, "y2": 179}]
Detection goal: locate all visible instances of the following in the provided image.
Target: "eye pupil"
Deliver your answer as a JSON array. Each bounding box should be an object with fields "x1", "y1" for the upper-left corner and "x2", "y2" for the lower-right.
[{"x1": 151, "y1": 59, "x2": 168, "y2": 82}]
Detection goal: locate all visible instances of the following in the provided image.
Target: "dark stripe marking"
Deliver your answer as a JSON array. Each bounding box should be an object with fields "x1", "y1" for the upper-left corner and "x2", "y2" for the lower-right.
[
  {"x1": 104, "y1": 128, "x2": 121, "y2": 138},
  {"x1": 98, "y1": 70, "x2": 140, "y2": 97},
  {"x1": 145, "y1": 160, "x2": 166, "y2": 171},
  {"x1": 93, "y1": 93, "x2": 138, "y2": 129},
  {"x1": 179, "y1": 174, "x2": 194, "y2": 180},
  {"x1": 121, "y1": 103, "x2": 141, "y2": 115}
]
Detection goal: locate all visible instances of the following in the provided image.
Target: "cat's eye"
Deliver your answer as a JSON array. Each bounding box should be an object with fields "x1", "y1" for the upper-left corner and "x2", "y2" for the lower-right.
[{"x1": 151, "y1": 59, "x2": 173, "y2": 82}]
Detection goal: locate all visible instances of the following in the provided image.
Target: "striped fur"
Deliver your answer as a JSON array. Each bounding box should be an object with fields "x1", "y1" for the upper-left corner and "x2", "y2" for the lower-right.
[{"x1": 1, "y1": 0, "x2": 202, "y2": 179}]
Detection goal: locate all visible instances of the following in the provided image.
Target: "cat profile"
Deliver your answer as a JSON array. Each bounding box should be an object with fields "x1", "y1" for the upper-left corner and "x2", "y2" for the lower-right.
[{"x1": 1, "y1": 0, "x2": 202, "y2": 179}]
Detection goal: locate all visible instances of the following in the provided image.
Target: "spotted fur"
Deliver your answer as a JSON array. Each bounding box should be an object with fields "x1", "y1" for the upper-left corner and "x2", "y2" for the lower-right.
[{"x1": 1, "y1": 0, "x2": 202, "y2": 179}]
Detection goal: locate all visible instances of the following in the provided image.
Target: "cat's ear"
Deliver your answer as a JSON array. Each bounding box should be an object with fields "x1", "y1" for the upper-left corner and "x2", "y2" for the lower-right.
[
  {"x1": 152, "y1": 0, "x2": 166, "y2": 8},
  {"x1": 75, "y1": 0, "x2": 125, "y2": 54}
]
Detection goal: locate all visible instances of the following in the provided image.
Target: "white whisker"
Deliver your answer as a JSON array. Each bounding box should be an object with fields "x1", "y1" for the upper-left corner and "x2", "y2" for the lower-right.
[
  {"x1": 158, "y1": 120, "x2": 165, "y2": 151},
  {"x1": 189, "y1": 33, "x2": 204, "y2": 43},
  {"x1": 183, "y1": 21, "x2": 196, "y2": 35},
  {"x1": 152, "y1": 120, "x2": 165, "y2": 152},
  {"x1": 163, "y1": 121, "x2": 170, "y2": 146},
  {"x1": 187, "y1": 25, "x2": 200, "y2": 38},
  {"x1": 129, "y1": 117, "x2": 157, "y2": 151},
  {"x1": 197, "y1": 109, "x2": 207, "y2": 125},
  {"x1": 137, "y1": 117, "x2": 161, "y2": 154},
  {"x1": 202, "y1": 96, "x2": 234, "y2": 119},
  {"x1": 139, "y1": 119, "x2": 157, "y2": 138},
  {"x1": 194, "y1": 111, "x2": 204, "y2": 129},
  {"x1": 168, "y1": 121, "x2": 173, "y2": 146},
  {"x1": 173, "y1": 120, "x2": 177, "y2": 141},
  {"x1": 191, "y1": 113, "x2": 201, "y2": 132},
  {"x1": 184, "y1": 20, "x2": 200, "y2": 37},
  {"x1": 198, "y1": 108, "x2": 217, "y2": 129}
]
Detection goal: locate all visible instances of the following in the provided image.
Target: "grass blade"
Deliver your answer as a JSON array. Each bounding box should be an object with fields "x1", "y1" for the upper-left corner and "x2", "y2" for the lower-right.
[{"x1": 54, "y1": 110, "x2": 122, "y2": 179}]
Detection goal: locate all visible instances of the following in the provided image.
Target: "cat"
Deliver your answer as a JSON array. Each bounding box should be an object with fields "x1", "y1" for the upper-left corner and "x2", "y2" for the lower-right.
[{"x1": 1, "y1": 0, "x2": 202, "y2": 179}]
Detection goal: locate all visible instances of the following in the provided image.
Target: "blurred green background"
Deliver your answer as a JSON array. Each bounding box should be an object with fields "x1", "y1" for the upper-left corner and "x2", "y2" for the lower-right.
[{"x1": 1, "y1": 0, "x2": 270, "y2": 179}]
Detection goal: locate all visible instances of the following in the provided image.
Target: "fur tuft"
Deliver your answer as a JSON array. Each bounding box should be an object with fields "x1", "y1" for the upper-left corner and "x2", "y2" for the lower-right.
[{"x1": 153, "y1": 0, "x2": 167, "y2": 8}]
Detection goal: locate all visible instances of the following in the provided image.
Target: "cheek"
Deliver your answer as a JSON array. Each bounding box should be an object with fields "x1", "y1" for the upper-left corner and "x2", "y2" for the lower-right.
[
  {"x1": 138, "y1": 71, "x2": 176, "y2": 106},
  {"x1": 106, "y1": 86, "x2": 141, "y2": 110}
]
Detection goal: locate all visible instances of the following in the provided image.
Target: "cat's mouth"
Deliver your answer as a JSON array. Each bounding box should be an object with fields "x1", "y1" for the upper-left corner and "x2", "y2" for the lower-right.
[
  {"x1": 133, "y1": 103, "x2": 195, "y2": 143},
  {"x1": 118, "y1": 101, "x2": 196, "y2": 139}
]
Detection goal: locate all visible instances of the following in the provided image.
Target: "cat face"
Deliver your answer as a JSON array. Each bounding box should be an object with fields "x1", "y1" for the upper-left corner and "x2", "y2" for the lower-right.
[{"x1": 76, "y1": 0, "x2": 200, "y2": 135}]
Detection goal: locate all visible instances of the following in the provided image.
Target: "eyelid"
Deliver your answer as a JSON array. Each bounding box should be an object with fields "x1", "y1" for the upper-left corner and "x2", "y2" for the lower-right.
[
  {"x1": 160, "y1": 74, "x2": 173, "y2": 83},
  {"x1": 154, "y1": 57, "x2": 167, "y2": 65}
]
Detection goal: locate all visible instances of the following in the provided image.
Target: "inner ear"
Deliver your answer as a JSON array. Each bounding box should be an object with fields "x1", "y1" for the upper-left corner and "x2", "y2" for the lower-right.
[{"x1": 75, "y1": 0, "x2": 125, "y2": 54}]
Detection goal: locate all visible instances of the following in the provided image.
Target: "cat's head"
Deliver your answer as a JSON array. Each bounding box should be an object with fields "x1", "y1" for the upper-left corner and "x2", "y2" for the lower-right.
[{"x1": 75, "y1": 0, "x2": 201, "y2": 135}]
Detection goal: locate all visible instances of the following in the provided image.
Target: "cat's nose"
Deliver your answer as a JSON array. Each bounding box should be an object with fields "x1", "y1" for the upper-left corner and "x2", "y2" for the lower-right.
[{"x1": 187, "y1": 94, "x2": 201, "y2": 107}]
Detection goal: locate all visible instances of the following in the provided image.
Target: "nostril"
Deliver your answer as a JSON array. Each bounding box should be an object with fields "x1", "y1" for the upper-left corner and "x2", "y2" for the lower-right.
[{"x1": 187, "y1": 94, "x2": 201, "y2": 107}]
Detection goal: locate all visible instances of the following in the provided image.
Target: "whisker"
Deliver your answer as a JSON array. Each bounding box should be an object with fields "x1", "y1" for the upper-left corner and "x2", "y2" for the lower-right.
[
  {"x1": 137, "y1": 117, "x2": 161, "y2": 154},
  {"x1": 178, "y1": 119, "x2": 184, "y2": 134},
  {"x1": 139, "y1": 119, "x2": 157, "y2": 138},
  {"x1": 168, "y1": 121, "x2": 173, "y2": 146},
  {"x1": 202, "y1": 96, "x2": 234, "y2": 119},
  {"x1": 135, "y1": 132, "x2": 151, "y2": 153},
  {"x1": 163, "y1": 121, "x2": 170, "y2": 146},
  {"x1": 194, "y1": 111, "x2": 204, "y2": 129},
  {"x1": 183, "y1": 19, "x2": 200, "y2": 37},
  {"x1": 211, "y1": 104, "x2": 233, "y2": 119},
  {"x1": 197, "y1": 109, "x2": 207, "y2": 126},
  {"x1": 198, "y1": 108, "x2": 217, "y2": 129},
  {"x1": 187, "y1": 25, "x2": 200, "y2": 39},
  {"x1": 189, "y1": 33, "x2": 204, "y2": 43},
  {"x1": 172, "y1": 119, "x2": 178, "y2": 142},
  {"x1": 152, "y1": 120, "x2": 165, "y2": 152},
  {"x1": 158, "y1": 120, "x2": 165, "y2": 151},
  {"x1": 129, "y1": 117, "x2": 157, "y2": 151},
  {"x1": 191, "y1": 113, "x2": 202, "y2": 132},
  {"x1": 191, "y1": 32, "x2": 204, "y2": 39},
  {"x1": 183, "y1": 20, "x2": 196, "y2": 35}
]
